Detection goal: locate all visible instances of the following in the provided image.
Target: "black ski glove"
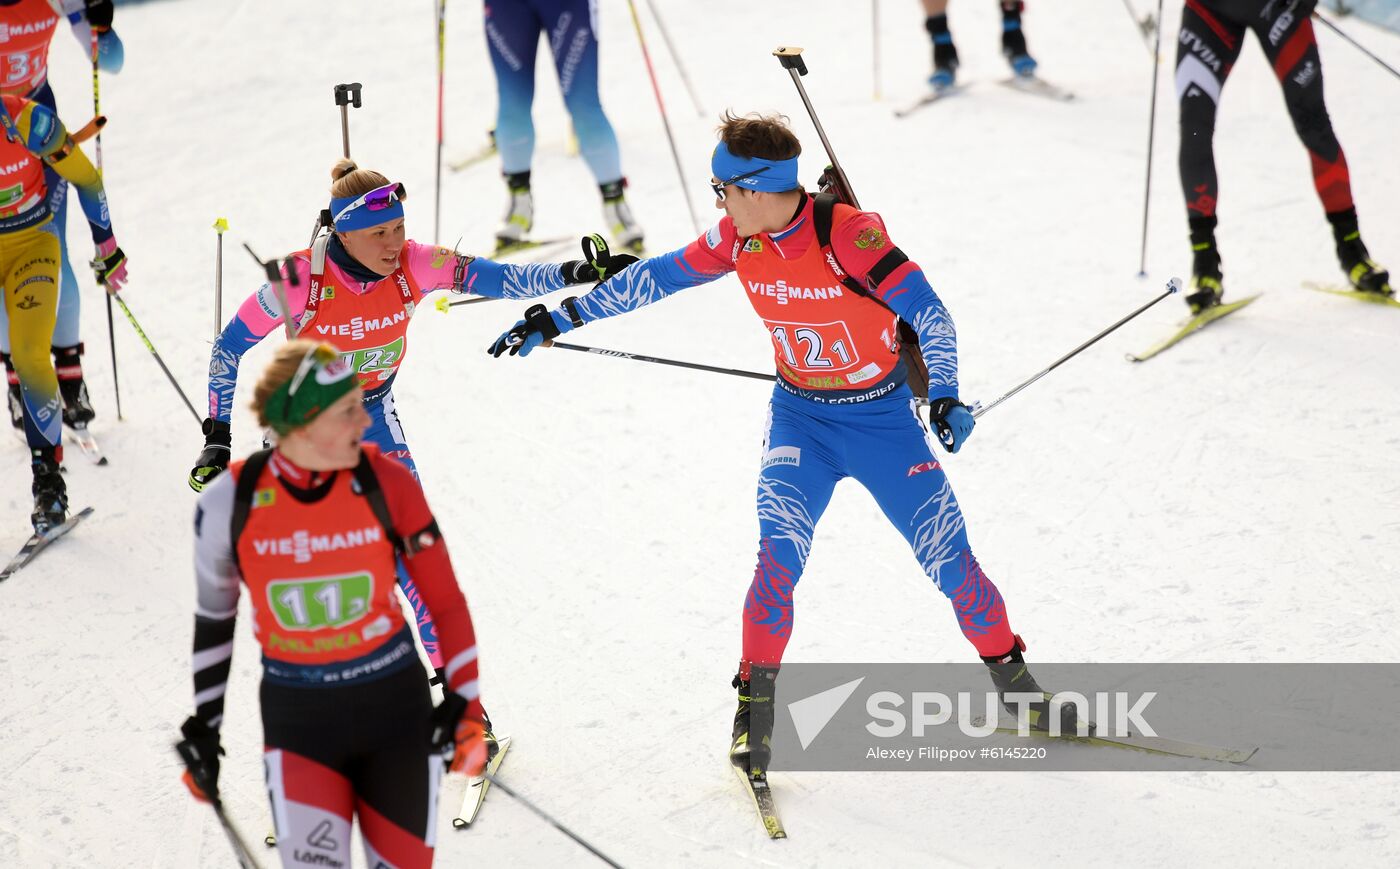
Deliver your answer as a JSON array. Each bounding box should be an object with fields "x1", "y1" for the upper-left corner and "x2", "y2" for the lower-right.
[
  {"x1": 189, "y1": 419, "x2": 232, "y2": 492},
  {"x1": 84, "y1": 0, "x2": 115, "y2": 31},
  {"x1": 176, "y1": 715, "x2": 224, "y2": 803},
  {"x1": 561, "y1": 234, "x2": 638, "y2": 284}
]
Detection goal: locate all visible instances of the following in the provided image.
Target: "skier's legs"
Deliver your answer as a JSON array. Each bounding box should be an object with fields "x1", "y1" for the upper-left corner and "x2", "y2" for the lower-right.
[
  {"x1": 1250, "y1": 8, "x2": 1353, "y2": 213},
  {"x1": 486, "y1": 0, "x2": 543, "y2": 175},
  {"x1": 354, "y1": 739, "x2": 441, "y2": 868},
  {"x1": 2, "y1": 224, "x2": 63, "y2": 451},
  {"x1": 845, "y1": 397, "x2": 1015, "y2": 658},
  {"x1": 364, "y1": 391, "x2": 443, "y2": 670},
  {"x1": 1176, "y1": 0, "x2": 1247, "y2": 222},
  {"x1": 45, "y1": 171, "x2": 83, "y2": 348},
  {"x1": 539, "y1": 0, "x2": 623, "y2": 184},
  {"x1": 742, "y1": 397, "x2": 844, "y2": 674},
  {"x1": 352, "y1": 666, "x2": 439, "y2": 869},
  {"x1": 264, "y1": 748, "x2": 355, "y2": 868}
]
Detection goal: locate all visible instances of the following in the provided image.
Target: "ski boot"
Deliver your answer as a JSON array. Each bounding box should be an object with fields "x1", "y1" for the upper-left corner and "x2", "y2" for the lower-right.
[
  {"x1": 1001, "y1": 1, "x2": 1038, "y2": 78},
  {"x1": 925, "y1": 14, "x2": 959, "y2": 91},
  {"x1": 728, "y1": 664, "x2": 778, "y2": 778},
  {"x1": 495, "y1": 171, "x2": 534, "y2": 252},
  {"x1": 53, "y1": 344, "x2": 96, "y2": 428},
  {"x1": 31, "y1": 446, "x2": 69, "y2": 536},
  {"x1": 600, "y1": 179, "x2": 644, "y2": 254},
  {"x1": 981, "y1": 636, "x2": 1081, "y2": 735},
  {"x1": 1185, "y1": 217, "x2": 1224, "y2": 313},
  {"x1": 1328, "y1": 209, "x2": 1392, "y2": 296},
  {"x1": 2, "y1": 352, "x2": 22, "y2": 431}
]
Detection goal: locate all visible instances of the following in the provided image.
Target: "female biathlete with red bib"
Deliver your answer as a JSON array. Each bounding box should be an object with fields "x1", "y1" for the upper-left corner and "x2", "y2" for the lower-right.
[
  {"x1": 490, "y1": 113, "x2": 1076, "y2": 778},
  {"x1": 180, "y1": 340, "x2": 488, "y2": 869},
  {"x1": 188, "y1": 159, "x2": 634, "y2": 677}
]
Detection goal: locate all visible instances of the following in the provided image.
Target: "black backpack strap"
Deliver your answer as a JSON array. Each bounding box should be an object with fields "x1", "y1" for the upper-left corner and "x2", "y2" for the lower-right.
[
  {"x1": 814, "y1": 192, "x2": 910, "y2": 298},
  {"x1": 814, "y1": 193, "x2": 867, "y2": 296},
  {"x1": 350, "y1": 451, "x2": 405, "y2": 556},
  {"x1": 230, "y1": 448, "x2": 274, "y2": 566},
  {"x1": 814, "y1": 194, "x2": 929, "y2": 399}
]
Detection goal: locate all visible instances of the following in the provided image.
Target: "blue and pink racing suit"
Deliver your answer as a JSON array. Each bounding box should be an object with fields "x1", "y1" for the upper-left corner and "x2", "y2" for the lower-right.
[{"x1": 208, "y1": 235, "x2": 573, "y2": 666}]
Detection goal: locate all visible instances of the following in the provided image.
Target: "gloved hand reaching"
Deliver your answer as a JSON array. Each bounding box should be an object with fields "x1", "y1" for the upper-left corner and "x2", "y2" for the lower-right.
[
  {"x1": 561, "y1": 234, "x2": 638, "y2": 284},
  {"x1": 487, "y1": 299, "x2": 580, "y2": 358},
  {"x1": 189, "y1": 419, "x2": 232, "y2": 492}
]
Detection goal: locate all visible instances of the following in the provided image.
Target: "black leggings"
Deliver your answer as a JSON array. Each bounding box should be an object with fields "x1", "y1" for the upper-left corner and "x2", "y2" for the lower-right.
[
  {"x1": 1176, "y1": 0, "x2": 1353, "y2": 220},
  {"x1": 261, "y1": 663, "x2": 440, "y2": 868}
]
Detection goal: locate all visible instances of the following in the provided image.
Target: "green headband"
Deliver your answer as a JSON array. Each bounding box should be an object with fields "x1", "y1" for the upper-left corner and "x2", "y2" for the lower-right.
[{"x1": 265, "y1": 343, "x2": 358, "y2": 435}]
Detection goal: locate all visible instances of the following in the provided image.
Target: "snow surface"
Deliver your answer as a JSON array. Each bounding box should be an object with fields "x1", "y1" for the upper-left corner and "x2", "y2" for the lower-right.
[{"x1": 2, "y1": 0, "x2": 1399, "y2": 866}]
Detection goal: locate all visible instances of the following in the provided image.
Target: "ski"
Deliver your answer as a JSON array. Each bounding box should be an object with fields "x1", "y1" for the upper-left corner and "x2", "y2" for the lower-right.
[
  {"x1": 977, "y1": 719, "x2": 1256, "y2": 764},
  {"x1": 0, "y1": 506, "x2": 95, "y2": 583},
  {"x1": 893, "y1": 84, "x2": 963, "y2": 118},
  {"x1": 733, "y1": 766, "x2": 786, "y2": 839},
  {"x1": 66, "y1": 423, "x2": 108, "y2": 465},
  {"x1": 448, "y1": 144, "x2": 497, "y2": 173},
  {"x1": 1303, "y1": 282, "x2": 1400, "y2": 309},
  {"x1": 999, "y1": 75, "x2": 1076, "y2": 102},
  {"x1": 453, "y1": 734, "x2": 512, "y2": 829},
  {"x1": 1126, "y1": 293, "x2": 1261, "y2": 362},
  {"x1": 493, "y1": 237, "x2": 574, "y2": 260}
]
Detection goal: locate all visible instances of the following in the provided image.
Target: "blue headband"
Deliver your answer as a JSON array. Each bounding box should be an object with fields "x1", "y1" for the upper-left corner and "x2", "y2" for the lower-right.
[
  {"x1": 711, "y1": 141, "x2": 799, "y2": 193},
  {"x1": 329, "y1": 183, "x2": 405, "y2": 232}
]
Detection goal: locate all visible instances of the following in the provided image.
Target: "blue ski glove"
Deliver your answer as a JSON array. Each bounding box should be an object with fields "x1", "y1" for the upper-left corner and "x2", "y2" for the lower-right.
[
  {"x1": 927, "y1": 397, "x2": 975, "y2": 453},
  {"x1": 487, "y1": 301, "x2": 578, "y2": 358}
]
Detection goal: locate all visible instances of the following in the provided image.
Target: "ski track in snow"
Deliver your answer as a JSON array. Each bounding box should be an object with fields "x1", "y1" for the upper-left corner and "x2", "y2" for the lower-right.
[{"x1": 1, "y1": 0, "x2": 1398, "y2": 866}]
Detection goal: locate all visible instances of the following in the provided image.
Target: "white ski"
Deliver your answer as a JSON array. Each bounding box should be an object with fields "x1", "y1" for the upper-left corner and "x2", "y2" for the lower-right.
[
  {"x1": 894, "y1": 84, "x2": 963, "y2": 118},
  {"x1": 1, "y1": 507, "x2": 95, "y2": 583},
  {"x1": 453, "y1": 734, "x2": 512, "y2": 829},
  {"x1": 66, "y1": 422, "x2": 108, "y2": 465},
  {"x1": 999, "y1": 75, "x2": 1076, "y2": 102}
]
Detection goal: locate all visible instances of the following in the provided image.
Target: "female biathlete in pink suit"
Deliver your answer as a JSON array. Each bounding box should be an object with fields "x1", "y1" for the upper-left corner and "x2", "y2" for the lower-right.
[{"x1": 188, "y1": 159, "x2": 632, "y2": 679}]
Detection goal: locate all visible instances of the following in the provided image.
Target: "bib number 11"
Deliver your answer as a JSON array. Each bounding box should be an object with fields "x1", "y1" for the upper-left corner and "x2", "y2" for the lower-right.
[{"x1": 268, "y1": 574, "x2": 372, "y2": 630}]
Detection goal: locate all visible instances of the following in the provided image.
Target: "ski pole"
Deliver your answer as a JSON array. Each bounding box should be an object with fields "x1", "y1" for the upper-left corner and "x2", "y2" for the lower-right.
[
  {"x1": 971, "y1": 277, "x2": 1181, "y2": 420},
  {"x1": 1313, "y1": 11, "x2": 1400, "y2": 83},
  {"x1": 872, "y1": 0, "x2": 881, "y2": 101},
  {"x1": 213, "y1": 218, "x2": 228, "y2": 338},
  {"x1": 773, "y1": 47, "x2": 861, "y2": 208},
  {"x1": 642, "y1": 0, "x2": 704, "y2": 117},
  {"x1": 91, "y1": 28, "x2": 121, "y2": 420},
  {"x1": 625, "y1": 0, "x2": 700, "y2": 233},
  {"x1": 1136, "y1": 0, "x2": 1165, "y2": 277},
  {"x1": 173, "y1": 745, "x2": 264, "y2": 869},
  {"x1": 334, "y1": 82, "x2": 362, "y2": 159},
  {"x1": 1120, "y1": 0, "x2": 1157, "y2": 54},
  {"x1": 434, "y1": 0, "x2": 447, "y2": 243},
  {"x1": 109, "y1": 292, "x2": 201, "y2": 424},
  {"x1": 243, "y1": 244, "x2": 297, "y2": 340},
  {"x1": 483, "y1": 773, "x2": 623, "y2": 868},
  {"x1": 546, "y1": 340, "x2": 777, "y2": 383}
]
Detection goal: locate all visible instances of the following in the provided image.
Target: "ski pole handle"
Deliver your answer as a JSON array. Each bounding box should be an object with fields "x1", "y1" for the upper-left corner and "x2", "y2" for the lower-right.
[{"x1": 970, "y1": 277, "x2": 1182, "y2": 420}]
